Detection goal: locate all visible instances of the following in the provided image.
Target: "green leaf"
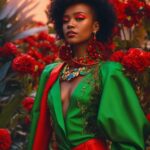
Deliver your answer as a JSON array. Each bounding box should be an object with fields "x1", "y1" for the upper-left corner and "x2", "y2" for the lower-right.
[{"x1": 0, "y1": 61, "x2": 11, "y2": 81}]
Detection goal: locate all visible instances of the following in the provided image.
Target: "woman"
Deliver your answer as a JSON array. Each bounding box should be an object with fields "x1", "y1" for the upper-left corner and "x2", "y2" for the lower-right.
[{"x1": 28, "y1": 0, "x2": 150, "y2": 150}]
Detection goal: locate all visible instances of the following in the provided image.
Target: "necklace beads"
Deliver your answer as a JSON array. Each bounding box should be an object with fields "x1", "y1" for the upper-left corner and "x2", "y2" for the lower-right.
[{"x1": 60, "y1": 64, "x2": 91, "y2": 81}]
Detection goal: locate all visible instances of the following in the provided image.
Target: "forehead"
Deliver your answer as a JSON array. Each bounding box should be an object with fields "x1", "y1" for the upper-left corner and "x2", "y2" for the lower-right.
[{"x1": 64, "y1": 3, "x2": 94, "y2": 15}]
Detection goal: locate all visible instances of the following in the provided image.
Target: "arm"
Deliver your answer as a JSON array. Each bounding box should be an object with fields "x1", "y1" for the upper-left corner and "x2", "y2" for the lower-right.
[{"x1": 97, "y1": 62, "x2": 150, "y2": 150}]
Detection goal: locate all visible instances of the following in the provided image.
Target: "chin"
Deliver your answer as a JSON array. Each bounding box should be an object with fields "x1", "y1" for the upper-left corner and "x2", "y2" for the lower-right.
[
  {"x1": 66, "y1": 40, "x2": 80, "y2": 45},
  {"x1": 67, "y1": 39, "x2": 87, "y2": 45}
]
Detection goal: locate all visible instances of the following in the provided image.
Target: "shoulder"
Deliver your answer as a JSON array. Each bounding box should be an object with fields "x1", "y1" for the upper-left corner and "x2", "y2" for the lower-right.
[
  {"x1": 43, "y1": 62, "x2": 60, "y2": 72},
  {"x1": 41, "y1": 62, "x2": 61, "y2": 78},
  {"x1": 100, "y1": 61, "x2": 123, "y2": 73},
  {"x1": 99, "y1": 61, "x2": 123, "y2": 75},
  {"x1": 98, "y1": 61, "x2": 124, "y2": 83}
]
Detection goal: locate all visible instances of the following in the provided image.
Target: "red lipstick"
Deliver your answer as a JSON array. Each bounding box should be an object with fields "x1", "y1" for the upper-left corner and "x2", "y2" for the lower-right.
[{"x1": 66, "y1": 31, "x2": 77, "y2": 38}]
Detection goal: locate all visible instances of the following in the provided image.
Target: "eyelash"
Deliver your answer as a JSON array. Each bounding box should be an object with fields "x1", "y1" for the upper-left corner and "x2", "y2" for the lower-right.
[
  {"x1": 75, "y1": 17, "x2": 85, "y2": 21},
  {"x1": 63, "y1": 16, "x2": 85, "y2": 23},
  {"x1": 63, "y1": 19, "x2": 69, "y2": 23}
]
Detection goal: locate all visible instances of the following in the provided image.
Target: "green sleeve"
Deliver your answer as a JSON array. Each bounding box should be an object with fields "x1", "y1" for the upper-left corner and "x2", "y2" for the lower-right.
[
  {"x1": 97, "y1": 61, "x2": 150, "y2": 150},
  {"x1": 28, "y1": 63, "x2": 58, "y2": 150}
]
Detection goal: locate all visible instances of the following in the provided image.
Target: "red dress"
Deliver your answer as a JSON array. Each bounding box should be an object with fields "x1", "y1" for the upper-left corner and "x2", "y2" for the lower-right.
[{"x1": 72, "y1": 138, "x2": 109, "y2": 150}]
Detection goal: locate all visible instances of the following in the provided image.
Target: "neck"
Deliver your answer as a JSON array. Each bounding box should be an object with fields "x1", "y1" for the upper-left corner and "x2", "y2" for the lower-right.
[{"x1": 71, "y1": 42, "x2": 89, "y2": 58}]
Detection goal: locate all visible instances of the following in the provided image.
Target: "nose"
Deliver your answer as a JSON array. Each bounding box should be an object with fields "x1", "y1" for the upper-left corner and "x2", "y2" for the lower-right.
[{"x1": 67, "y1": 19, "x2": 75, "y2": 29}]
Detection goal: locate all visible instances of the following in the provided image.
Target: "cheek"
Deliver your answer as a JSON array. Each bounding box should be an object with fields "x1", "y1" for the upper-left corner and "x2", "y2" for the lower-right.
[
  {"x1": 62, "y1": 25, "x2": 68, "y2": 39},
  {"x1": 62, "y1": 25, "x2": 66, "y2": 33},
  {"x1": 79, "y1": 23, "x2": 93, "y2": 38}
]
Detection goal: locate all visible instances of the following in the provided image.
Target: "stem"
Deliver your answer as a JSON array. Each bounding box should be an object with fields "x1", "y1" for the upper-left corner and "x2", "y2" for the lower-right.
[
  {"x1": 129, "y1": 27, "x2": 132, "y2": 41},
  {"x1": 121, "y1": 25, "x2": 127, "y2": 41}
]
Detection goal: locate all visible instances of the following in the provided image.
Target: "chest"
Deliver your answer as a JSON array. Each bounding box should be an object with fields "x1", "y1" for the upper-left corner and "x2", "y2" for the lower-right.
[
  {"x1": 48, "y1": 73, "x2": 102, "y2": 135},
  {"x1": 48, "y1": 65, "x2": 101, "y2": 119},
  {"x1": 60, "y1": 76, "x2": 83, "y2": 103},
  {"x1": 60, "y1": 72, "x2": 101, "y2": 117}
]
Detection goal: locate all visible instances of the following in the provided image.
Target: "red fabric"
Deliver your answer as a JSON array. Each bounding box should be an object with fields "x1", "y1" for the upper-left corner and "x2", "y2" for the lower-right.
[
  {"x1": 72, "y1": 138, "x2": 109, "y2": 150},
  {"x1": 32, "y1": 63, "x2": 64, "y2": 150}
]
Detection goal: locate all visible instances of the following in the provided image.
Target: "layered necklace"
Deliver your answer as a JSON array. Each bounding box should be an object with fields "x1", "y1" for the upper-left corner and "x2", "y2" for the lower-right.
[
  {"x1": 60, "y1": 56, "x2": 99, "y2": 81},
  {"x1": 60, "y1": 63, "x2": 91, "y2": 81},
  {"x1": 59, "y1": 40, "x2": 103, "y2": 81}
]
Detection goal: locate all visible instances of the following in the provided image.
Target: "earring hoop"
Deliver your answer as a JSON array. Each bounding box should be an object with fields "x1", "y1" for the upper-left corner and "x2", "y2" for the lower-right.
[
  {"x1": 93, "y1": 31, "x2": 97, "y2": 40},
  {"x1": 59, "y1": 42, "x2": 73, "y2": 61}
]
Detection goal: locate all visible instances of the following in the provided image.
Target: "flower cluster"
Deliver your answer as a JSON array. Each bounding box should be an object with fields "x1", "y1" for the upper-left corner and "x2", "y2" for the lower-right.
[
  {"x1": 110, "y1": 48, "x2": 150, "y2": 72},
  {"x1": 0, "y1": 43, "x2": 20, "y2": 58},
  {"x1": 21, "y1": 96, "x2": 35, "y2": 126},
  {"x1": 12, "y1": 31, "x2": 59, "y2": 77},
  {"x1": 0, "y1": 129, "x2": 12, "y2": 150},
  {"x1": 21, "y1": 97, "x2": 34, "y2": 113},
  {"x1": 0, "y1": 30, "x2": 59, "y2": 132},
  {"x1": 109, "y1": 0, "x2": 150, "y2": 51},
  {"x1": 110, "y1": 0, "x2": 150, "y2": 28},
  {"x1": 0, "y1": 31, "x2": 59, "y2": 80},
  {"x1": 12, "y1": 54, "x2": 37, "y2": 75},
  {"x1": 110, "y1": 48, "x2": 150, "y2": 117}
]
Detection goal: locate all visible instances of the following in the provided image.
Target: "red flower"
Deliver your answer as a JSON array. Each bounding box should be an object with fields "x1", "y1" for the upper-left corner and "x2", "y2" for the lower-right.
[
  {"x1": 110, "y1": 0, "x2": 127, "y2": 25},
  {"x1": 38, "y1": 42, "x2": 53, "y2": 53},
  {"x1": 110, "y1": 50, "x2": 125, "y2": 62},
  {"x1": 0, "y1": 129, "x2": 12, "y2": 150},
  {"x1": 42, "y1": 55, "x2": 55, "y2": 64},
  {"x1": 110, "y1": 0, "x2": 145, "y2": 27},
  {"x1": 50, "y1": 44, "x2": 59, "y2": 53},
  {"x1": 0, "y1": 42, "x2": 19, "y2": 58},
  {"x1": 34, "y1": 61, "x2": 45, "y2": 76},
  {"x1": 22, "y1": 97, "x2": 34, "y2": 112},
  {"x1": 12, "y1": 54, "x2": 37, "y2": 74},
  {"x1": 23, "y1": 37, "x2": 38, "y2": 47},
  {"x1": 123, "y1": 0, "x2": 144, "y2": 27},
  {"x1": 146, "y1": 114, "x2": 150, "y2": 122},
  {"x1": 110, "y1": 48, "x2": 150, "y2": 73},
  {"x1": 122, "y1": 48, "x2": 148, "y2": 72},
  {"x1": 38, "y1": 32, "x2": 55, "y2": 43},
  {"x1": 24, "y1": 115, "x2": 31, "y2": 125},
  {"x1": 27, "y1": 48, "x2": 43, "y2": 60}
]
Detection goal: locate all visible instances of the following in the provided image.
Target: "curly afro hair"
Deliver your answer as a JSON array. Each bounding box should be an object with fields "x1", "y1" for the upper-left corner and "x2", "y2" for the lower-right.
[{"x1": 49, "y1": 0, "x2": 117, "y2": 43}]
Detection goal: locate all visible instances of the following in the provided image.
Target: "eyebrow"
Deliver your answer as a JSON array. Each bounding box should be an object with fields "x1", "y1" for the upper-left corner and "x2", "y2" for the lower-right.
[{"x1": 64, "y1": 11, "x2": 88, "y2": 16}]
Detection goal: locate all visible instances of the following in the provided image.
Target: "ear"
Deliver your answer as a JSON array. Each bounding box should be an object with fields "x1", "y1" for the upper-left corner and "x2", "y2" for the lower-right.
[{"x1": 93, "y1": 21, "x2": 100, "y2": 32}]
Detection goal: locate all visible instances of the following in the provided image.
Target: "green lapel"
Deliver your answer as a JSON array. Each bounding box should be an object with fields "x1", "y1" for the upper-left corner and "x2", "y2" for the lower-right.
[{"x1": 49, "y1": 78, "x2": 67, "y2": 136}]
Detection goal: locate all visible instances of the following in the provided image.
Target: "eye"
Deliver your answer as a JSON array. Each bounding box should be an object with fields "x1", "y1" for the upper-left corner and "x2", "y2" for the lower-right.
[
  {"x1": 75, "y1": 14, "x2": 86, "y2": 21},
  {"x1": 63, "y1": 16, "x2": 69, "y2": 23},
  {"x1": 75, "y1": 17, "x2": 84, "y2": 21}
]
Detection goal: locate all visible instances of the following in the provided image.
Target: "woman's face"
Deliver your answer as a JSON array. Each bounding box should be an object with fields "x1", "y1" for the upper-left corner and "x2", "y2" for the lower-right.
[{"x1": 62, "y1": 3, "x2": 99, "y2": 45}]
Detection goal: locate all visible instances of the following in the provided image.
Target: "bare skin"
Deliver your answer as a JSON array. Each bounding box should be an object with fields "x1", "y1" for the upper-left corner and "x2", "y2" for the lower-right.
[
  {"x1": 60, "y1": 3, "x2": 100, "y2": 117},
  {"x1": 60, "y1": 76, "x2": 83, "y2": 117}
]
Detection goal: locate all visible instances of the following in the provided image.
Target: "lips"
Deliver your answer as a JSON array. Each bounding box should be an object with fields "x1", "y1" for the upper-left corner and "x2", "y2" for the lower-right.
[{"x1": 66, "y1": 31, "x2": 77, "y2": 37}]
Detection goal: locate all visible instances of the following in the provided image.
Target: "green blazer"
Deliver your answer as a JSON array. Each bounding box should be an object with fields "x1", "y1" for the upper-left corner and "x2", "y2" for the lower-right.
[{"x1": 28, "y1": 61, "x2": 150, "y2": 150}]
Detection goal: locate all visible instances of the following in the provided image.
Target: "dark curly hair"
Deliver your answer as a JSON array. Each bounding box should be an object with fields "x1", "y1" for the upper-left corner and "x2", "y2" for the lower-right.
[{"x1": 49, "y1": 0, "x2": 117, "y2": 43}]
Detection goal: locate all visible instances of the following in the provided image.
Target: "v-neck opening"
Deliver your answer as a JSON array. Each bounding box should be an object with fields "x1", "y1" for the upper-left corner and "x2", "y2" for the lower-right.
[
  {"x1": 58, "y1": 75, "x2": 86, "y2": 119},
  {"x1": 56, "y1": 64, "x2": 98, "y2": 120},
  {"x1": 48, "y1": 63, "x2": 99, "y2": 135},
  {"x1": 59, "y1": 65, "x2": 95, "y2": 103}
]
